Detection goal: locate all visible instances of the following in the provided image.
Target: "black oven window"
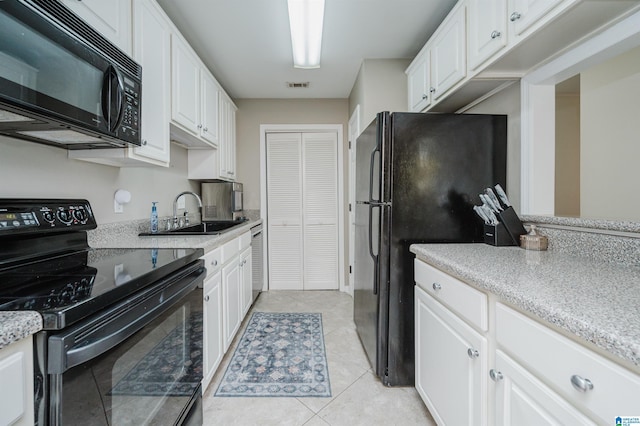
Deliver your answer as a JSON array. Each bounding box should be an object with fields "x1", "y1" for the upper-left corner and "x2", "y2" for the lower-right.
[{"x1": 59, "y1": 291, "x2": 203, "y2": 425}]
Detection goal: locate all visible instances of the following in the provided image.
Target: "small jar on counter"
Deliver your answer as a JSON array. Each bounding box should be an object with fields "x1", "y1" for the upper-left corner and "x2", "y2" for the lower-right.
[{"x1": 520, "y1": 225, "x2": 548, "y2": 251}]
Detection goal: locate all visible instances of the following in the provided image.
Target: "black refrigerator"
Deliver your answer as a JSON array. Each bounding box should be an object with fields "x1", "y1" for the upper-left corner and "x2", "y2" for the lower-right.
[{"x1": 354, "y1": 112, "x2": 506, "y2": 386}]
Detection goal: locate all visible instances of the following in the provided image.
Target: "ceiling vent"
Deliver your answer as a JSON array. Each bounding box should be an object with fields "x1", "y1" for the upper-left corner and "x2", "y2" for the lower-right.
[{"x1": 286, "y1": 82, "x2": 310, "y2": 88}]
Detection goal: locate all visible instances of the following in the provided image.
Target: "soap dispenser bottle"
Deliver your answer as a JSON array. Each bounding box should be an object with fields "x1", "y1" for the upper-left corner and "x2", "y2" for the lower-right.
[{"x1": 150, "y1": 202, "x2": 159, "y2": 234}]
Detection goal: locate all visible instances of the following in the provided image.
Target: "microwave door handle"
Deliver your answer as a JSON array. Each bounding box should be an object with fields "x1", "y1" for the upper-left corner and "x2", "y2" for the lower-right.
[{"x1": 101, "y1": 65, "x2": 125, "y2": 131}]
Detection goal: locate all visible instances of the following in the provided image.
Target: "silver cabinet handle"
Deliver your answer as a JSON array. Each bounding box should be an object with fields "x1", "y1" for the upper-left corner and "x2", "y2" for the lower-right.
[
  {"x1": 510, "y1": 12, "x2": 521, "y2": 22},
  {"x1": 204, "y1": 295, "x2": 210, "y2": 302},
  {"x1": 210, "y1": 259, "x2": 218, "y2": 267},
  {"x1": 432, "y1": 283, "x2": 442, "y2": 291},
  {"x1": 422, "y1": 94, "x2": 428, "y2": 100},
  {"x1": 203, "y1": 127, "x2": 208, "y2": 132},
  {"x1": 429, "y1": 87, "x2": 436, "y2": 93},
  {"x1": 489, "y1": 369, "x2": 503, "y2": 381},
  {"x1": 142, "y1": 140, "x2": 148, "y2": 146},
  {"x1": 491, "y1": 30, "x2": 501, "y2": 39},
  {"x1": 197, "y1": 124, "x2": 203, "y2": 129},
  {"x1": 467, "y1": 348, "x2": 479, "y2": 359},
  {"x1": 570, "y1": 375, "x2": 594, "y2": 392}
]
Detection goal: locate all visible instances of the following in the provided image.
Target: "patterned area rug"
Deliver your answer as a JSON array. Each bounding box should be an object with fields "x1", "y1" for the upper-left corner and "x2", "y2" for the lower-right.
[
  {"x1": 109, "y1": 311, "x2": 203, "y2": 397},
  {"x1": 215, "y1": 312, "x2": 331, "y2": 397}
]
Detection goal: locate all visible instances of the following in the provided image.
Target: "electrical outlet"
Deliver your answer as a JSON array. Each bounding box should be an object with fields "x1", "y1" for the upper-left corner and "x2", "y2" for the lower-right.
[
  {"x1": 114, "y1": 198, "x2": 124, "y2": 213},
  {"x1": 177, "y1": 195, "x2": 186, "y2": 209}
]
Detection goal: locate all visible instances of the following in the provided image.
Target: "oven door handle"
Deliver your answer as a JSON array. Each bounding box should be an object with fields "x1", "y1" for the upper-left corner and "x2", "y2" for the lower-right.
[{"x1": 47, "y1": 264, "x2": 204, "y2": 374}]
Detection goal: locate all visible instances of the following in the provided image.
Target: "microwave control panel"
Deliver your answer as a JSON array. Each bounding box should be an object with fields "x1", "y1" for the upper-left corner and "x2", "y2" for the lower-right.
[{"x1": 118, "y1": 77, "x2": 141, "y2": 144}]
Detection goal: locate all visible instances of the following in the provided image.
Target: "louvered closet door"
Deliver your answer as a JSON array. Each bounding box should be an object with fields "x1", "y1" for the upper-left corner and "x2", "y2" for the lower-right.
[
  {"x1": 302, "y1": 133, "x2": 338, "y2": 290},
  {"x1": 266, "y1": 132, "x2": 339, "y2": 291},
  {"x1": 267, "y1": 133, "x2": 303, "y2": 290}
]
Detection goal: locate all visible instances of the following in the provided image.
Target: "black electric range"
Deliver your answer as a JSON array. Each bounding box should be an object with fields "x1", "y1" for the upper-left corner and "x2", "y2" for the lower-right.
[{"x1": 0, "y1": 199, "x2": 206, "y2": 426}]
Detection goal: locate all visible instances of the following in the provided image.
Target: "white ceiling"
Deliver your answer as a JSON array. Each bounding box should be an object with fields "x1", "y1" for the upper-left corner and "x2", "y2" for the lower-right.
[{"x1": 155, "y1": 0, "x2": 458, "y2": 99}]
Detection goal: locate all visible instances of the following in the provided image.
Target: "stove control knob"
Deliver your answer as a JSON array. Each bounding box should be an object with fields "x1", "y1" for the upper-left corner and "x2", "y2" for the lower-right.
[
  {"x1": 72, "y1": 209, "x2": 88, "y2": 223},
  {"x1": 56, "y1": 209, "x2": 72, "y2": 224},
  {"x1": 42, "y1": 211, "x2": 55, "y2": 223}
]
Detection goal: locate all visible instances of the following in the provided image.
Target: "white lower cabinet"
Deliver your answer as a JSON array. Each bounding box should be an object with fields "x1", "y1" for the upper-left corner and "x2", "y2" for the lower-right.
[
  {"x1": 222, "y1": 256, "x2": 241, "y2": 352},
  {"x1": 202, "y1": 269, "x2": 223, "y2": 391},
  {"x1": 493, "y1": 350, "x2": 595, "y2": 425},
  {"x1": 414, "y1": 258, "x2": 640, "y2": 425},
  {"x1": 239, "y1": 246, "x2": 252, "y2": 318},
  {"x1": 415, "y1": 286, "x2": 488, "y2": 425},
  {"x1": 0, "y1": 337, "x2": 34, "y2": 426},
  {"x1": 201, "y1": 230, "x2": 254, "y2": 391}
]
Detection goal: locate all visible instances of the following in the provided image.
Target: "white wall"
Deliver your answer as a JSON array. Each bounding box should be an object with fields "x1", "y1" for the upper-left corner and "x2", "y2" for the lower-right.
[
  {"x1": 348, "y1": 58, "x2": 411, "y2": 131},
  {"x1": 235, "y1": 98, "x2": 349, "y2": 211},
  {"x1": 555, "y1": 93, "x2": 581, "y2": 217},
  {"x1": 0, "y1": 135, "x2": 198, "y2": 225},
  {"x1": 581, "y1": 45, "x2": 640, "y2": 221},
  {"x1": 465, "y1": 82, "x2": 522, "y2": 212}
]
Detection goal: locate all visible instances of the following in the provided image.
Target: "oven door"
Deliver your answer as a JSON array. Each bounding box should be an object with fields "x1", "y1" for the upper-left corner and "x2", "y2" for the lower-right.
[{"x1": 40, "y1": 262, "x2": 204, "y2": 426}]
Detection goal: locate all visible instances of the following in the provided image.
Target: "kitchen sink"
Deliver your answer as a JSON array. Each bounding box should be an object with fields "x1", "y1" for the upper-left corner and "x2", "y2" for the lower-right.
[{"x1": 139, "y1": 219, "x2": 247, "y2": 236}]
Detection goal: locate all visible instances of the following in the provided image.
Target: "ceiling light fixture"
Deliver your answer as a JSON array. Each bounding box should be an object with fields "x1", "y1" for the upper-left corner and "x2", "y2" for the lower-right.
[{"x1": 287, "y1": 0, "x2": 325, "y2": 69}]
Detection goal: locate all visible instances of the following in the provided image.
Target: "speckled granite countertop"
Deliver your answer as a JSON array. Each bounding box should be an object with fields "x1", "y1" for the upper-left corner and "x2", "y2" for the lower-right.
[
  {"x1": 410, "y1": 244, "x2": 640, "y2": 370},
  {"x1": 0, "y1": 312, "x2": 42, "y2": 350},
  {"x1": 88, "y1": 219, "x2": 261, "y2": 252}
]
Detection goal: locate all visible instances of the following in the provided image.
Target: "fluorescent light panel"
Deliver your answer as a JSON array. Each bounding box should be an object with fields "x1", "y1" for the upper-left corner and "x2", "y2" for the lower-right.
[{"x1": 287, "y1": 0, "x2": 325, "y2": 69}]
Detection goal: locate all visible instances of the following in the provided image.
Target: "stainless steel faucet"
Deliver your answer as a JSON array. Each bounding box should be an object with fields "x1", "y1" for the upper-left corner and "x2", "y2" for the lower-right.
[{"x1": 173, "y1": 191, "x2": 203, "y2": 229}]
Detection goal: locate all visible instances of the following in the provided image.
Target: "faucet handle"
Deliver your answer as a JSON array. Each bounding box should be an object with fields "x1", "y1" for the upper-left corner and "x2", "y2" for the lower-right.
[
  {"x1": 165, "y1": 217, "x2": 172, "y2": 231},
  {"x1": 184, "y1": 211, "x2": 190, "y2": 226}
]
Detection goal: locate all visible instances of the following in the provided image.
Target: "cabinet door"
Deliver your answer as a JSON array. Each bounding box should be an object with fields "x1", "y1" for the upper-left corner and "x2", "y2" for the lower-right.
[
  {"x1": 130, "y1": 0, "x2": 170, "y2": 165},
  {"x1": 201, "y1": 71, "x2": 220, "y2": 146},
  {"x1": 494, "y1": 350, "x2": 596, "y2": 426},
  {"x1": 415, "y1": 286, "x2": 487, "y2": 426},
  {"x1": 203, "y1": 270, "x2": 223, "y2": 391},
  {"x1": 171, "y1": 35, "x2": 201, "y2": 135},
  {"x1": 468, "y1": 0, "x2": 507, "y2": 71},
  {"x1": 508, "y1": 0, "x2": 565, "y2": 37},
  {"x1": 407, "y1": 52, "x2": 431, "y2": 112},
  {"x1": 62, "y1": 0, "x2": 132, "y2": 54},
  {"x1": 0, "y1": 337, "x2": 34, "y2": 426},
  {"x1": 240, "y1": 248, "x2": 252, "y2": 317},
  {"x1": 222, "y1": 260, "x2": 241, "y2": 351},
  {"x1": 218, "y1": 96, "x2": 237, "y2": 180},
  {"x1": 431, "y1": 4, "x2": 466, "y2": 99}
]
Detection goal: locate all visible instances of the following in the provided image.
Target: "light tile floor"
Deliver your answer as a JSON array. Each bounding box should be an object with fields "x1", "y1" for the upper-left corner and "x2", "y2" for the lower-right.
[{"x1": 202, "y1": 290, "x2": 436, "y2": 425}]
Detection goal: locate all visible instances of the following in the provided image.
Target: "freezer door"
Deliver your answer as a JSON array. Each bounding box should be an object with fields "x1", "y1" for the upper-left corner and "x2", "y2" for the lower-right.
[{"x1": 353, "y1": 113, "x2": 392, "y2": 378}]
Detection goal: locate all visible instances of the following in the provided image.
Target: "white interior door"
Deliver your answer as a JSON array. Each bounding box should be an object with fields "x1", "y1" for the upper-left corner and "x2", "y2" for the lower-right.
[
  {"x1": 266, "y1": 131, "x2": 339, "y2": 291},
  {"x1": 266, "y1": 133, "x2": 303, "y2": 290}
]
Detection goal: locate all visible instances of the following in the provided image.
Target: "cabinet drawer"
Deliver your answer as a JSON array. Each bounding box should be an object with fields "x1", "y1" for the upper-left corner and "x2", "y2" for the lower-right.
[
  {"x1": 414, "y1": 259, "x2": 488, "y2": 331},
  {"x1": 239, "y1": 231, "x2": 251, "y2": 251},
  {"x1": 496, "y1": 303, "x2": 640, "y2": 424},
  {"x1": 220, "y1": 237, "x2": 240, "y2": 265},
  {"x1": 202, "y1": 247, "x2": 221, "y2": 276}
]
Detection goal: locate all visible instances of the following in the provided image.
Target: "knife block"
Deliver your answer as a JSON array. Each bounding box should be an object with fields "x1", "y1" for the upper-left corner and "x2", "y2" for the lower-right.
[
  {"x1": 496, "y1": 206, "x2": 527, "y2": 245},
  {"x1": 484, "y1": 223, "x2": 517, "y2": 246}
]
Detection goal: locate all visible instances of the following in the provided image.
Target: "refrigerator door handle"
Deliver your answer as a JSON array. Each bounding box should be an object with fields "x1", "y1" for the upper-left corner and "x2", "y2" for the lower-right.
[
  {"x1": 368, "y1": 202, "x2": 379, "y2": 295},
  {"x1": 369, "y1": 145, "x2": 380, "y2": 203}
]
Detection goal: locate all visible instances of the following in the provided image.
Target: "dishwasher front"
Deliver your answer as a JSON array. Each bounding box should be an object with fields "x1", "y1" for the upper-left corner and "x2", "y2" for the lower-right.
[{"x1": 250, "y1": 223, "x2": 264, "y2": 302}]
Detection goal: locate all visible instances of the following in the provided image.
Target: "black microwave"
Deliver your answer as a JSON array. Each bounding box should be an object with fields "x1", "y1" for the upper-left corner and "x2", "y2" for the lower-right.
[{"x1": 0, "y1": 0, "x2": 142, "y2": 149}]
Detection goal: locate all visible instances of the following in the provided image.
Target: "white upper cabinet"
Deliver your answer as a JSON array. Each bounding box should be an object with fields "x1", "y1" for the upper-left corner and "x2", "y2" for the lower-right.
[
  {"x1": 468, "y1": 0, "x2": 508, "y2": 71},
  {"x1": 201, "y1": 71, "x2": 220, "y2": 147},
  {"x1": 430, "y1": 3, "x2": 466, "y2": 100},
  {"x1": 61, "y1": 0, "x2": 132, "y2": 55},
  {"x1": 130, "y1": 0, "x2": 171, "y2": 165},
  {"x1": 508, "y1": 0, "x2": 567, "y2": 38},
  {"x1": 171, "y1": 35, "x2": 202, "y2": 137},
  {"x1": 406, "y1": 50, "x2": 431, "y2": 112},
  {"x1": 218, "y1": 93, "x2": 237, "y2": 181}
]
